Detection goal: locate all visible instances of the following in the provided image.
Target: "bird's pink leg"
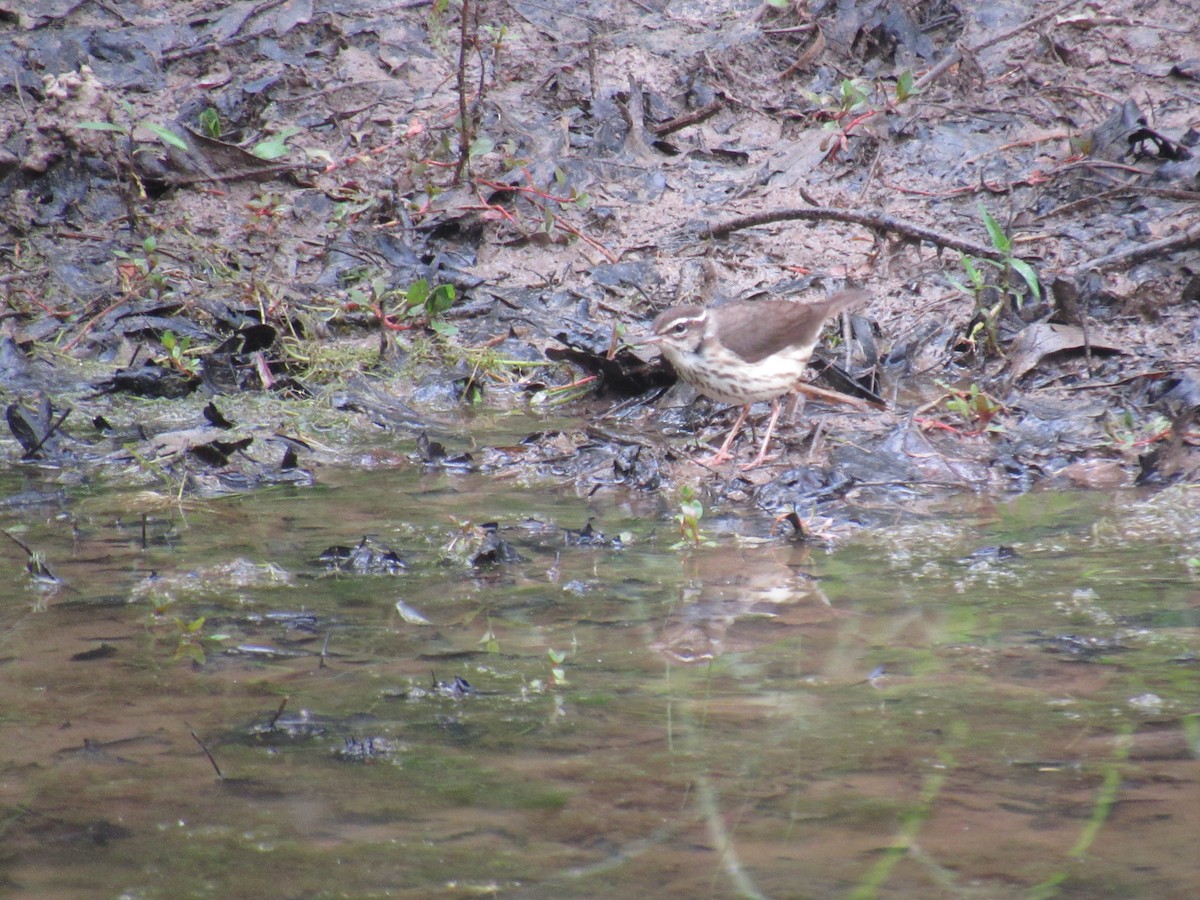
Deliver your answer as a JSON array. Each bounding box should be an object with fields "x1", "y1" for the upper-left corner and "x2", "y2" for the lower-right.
[
  {"x1": 740, "y1": 399, "x2": 784, "y2": 470},
  {"x1": 699, "y1": 404, "x2": 750, "y2": 466}
]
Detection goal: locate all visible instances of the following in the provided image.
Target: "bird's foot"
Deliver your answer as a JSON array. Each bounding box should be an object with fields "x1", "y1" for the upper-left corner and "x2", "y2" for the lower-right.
[
  {"x1": 738, "y1": 451, "x2": 779, "y2": 471},
  {"x1": 697, "y1": 449, "x2": 738, "y2": 467}
]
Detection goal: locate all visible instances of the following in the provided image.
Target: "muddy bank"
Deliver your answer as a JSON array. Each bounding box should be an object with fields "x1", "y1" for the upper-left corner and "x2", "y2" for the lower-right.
[{"x1": 1, "y1": 0, "x2": 1198, "y2": 508}]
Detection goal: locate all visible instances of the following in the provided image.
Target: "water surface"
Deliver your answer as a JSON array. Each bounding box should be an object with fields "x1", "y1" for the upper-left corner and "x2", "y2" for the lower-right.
[{"x1": 1, "y1": 466, "x2": 1198, "y2": 898}]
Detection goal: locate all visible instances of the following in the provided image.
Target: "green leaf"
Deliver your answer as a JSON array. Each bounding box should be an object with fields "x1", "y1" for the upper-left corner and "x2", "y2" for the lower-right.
[
  {"x1": 161, "y1": 331, "x2": 177, "y2": 351},
  {"x1": 79, "y1": 120, "x2": 129, "y2": 134},
  {"x1": 427, "y1": 283, "x2": 456, "y2": 316},
  {"x1": 145, "y1": 123, "x2": 189, "y2": 151},
  {"x1": 468, "y1": 136, "x2": 494, "y2": 158},
  {"x1": 179, "y1": 643, "x2": 207, "y2": 665},
  {"x1": 199, "y1": 107, "x2": 221, "y2": 139},
  {"x1": 251, "y1": 127, "x2": 300, "y2": 160},
  {"x1": 407, "y1": 278, "x2": 430, "y2": 308},
  {"x1": 478, "y1": 628, "x2": 500, "y2": 654},
  {"x1": 956, "y1": 255, "x2": 987, "y2": 292},
  {"x1": 1010, "y1": 258, "x2": 1041, "y2": 301},
  {"x1": 429, "y1": 319, "x2": 459, "y2": 337},
  {"x1": 252, "y1": 139, "x2": 288, "y2": 160},
  {"x1": 839, "y1": 78, "x2": 867, "y2": 110},
  {"x1": 978, "y1": 204, "x2": 1010, "y2": 255},
  {"x1": 895, "y1": 69, "x2": 918, "y2": 102}
]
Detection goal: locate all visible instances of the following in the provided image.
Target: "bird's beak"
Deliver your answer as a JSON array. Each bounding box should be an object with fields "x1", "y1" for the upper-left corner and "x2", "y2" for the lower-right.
[{"x1": 629, "y1": 331, "x2": 662, "y2": 347}]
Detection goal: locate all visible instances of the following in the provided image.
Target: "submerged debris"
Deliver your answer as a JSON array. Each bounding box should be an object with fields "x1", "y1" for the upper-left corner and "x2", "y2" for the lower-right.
[
  {"x1": 336, "y1": 736, "x2": 400, "y2": 763},
  {"x1": 317, "y1": 536, "x2": 408, "y2": 575},
  {"x1": 562, "y1": 517, "x2": 623, "y2": 548},
  {"x1": 5, "y1": 396, "x2": 70, "y2": 459},
  {"x1": 1032, "y1": 634, "x2": 1128, "y2": 659}
]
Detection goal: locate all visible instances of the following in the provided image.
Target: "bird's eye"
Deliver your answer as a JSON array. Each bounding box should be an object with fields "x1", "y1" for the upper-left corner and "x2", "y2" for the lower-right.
[{"x1": 671, "y1": 322, "x2": 687, "y2": 335}]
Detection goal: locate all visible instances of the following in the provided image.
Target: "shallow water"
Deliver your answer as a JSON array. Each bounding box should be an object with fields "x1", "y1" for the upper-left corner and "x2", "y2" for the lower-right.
[{"x1": 1, "y1": 463, "x2": 1198, "y2": 899}]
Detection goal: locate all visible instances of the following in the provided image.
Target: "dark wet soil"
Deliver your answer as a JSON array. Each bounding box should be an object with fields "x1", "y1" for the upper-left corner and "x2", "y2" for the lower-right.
[{"x1": 1, "y1": 0, "x2": 1198, "y2": 505}]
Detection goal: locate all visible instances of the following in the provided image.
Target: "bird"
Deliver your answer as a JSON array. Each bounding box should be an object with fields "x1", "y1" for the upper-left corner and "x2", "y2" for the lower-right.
[{"x1": 637, "y1": 291, "x2": 865, "y2": 469}]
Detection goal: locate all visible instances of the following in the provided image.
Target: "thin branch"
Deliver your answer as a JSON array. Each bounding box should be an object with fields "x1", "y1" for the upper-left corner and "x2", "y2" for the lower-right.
[
  {"x1": 190, "y1": 729, "x2": 224, "y2": 780},
  {"x1": 1079, "y1": 221, "x2": 1200, "y2": 273},
  {"x1": 794, "y1": 381, "x2": 884, "y2": 411},
  {"x1": 914, "y1": 0, "x2": 1088, "y2": 92},
  {"x1": 453, "y1": 0, "x2": 473, "y2": 184},
  {"x1": 650, "y1": 99, "x2": 724, "y2": 138},
  {"x1": 706, "y1": 206, "x2": 1008, "y2": 262},
  {"x1": 22, "y1": 406, "x2": 72, "y2": 459}
]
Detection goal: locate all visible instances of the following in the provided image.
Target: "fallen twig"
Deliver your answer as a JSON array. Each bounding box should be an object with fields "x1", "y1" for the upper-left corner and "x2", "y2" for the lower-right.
[
  {"x1": 778, "y1": 25, "x2": 825, "y2": 80},
  {"x1": 22, "y1": 406, "x2": 72, "y2": 460},
  {"x1": 190, "y1": 729, "x2": 223, "y2": 780},
  {"x1": 706, "y1": 206, "x2": 1008, "y2": 261},
  {"x1": 650, "y1": 99, "x2": 724, "y2": 138},
  {"x1": 794, "y1": 381, "x2": 883, "y2": 410},
  {"x1": 1078, "y1": 221, "x2": 1200, "y2": 273},
  {"x1": 914, "y1": 0, "x2": 1088, "y2": 92}
]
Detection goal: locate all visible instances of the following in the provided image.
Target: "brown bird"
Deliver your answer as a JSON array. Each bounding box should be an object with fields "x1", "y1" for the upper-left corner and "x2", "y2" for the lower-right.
[{"x1": 638, "y1": 292, "x2": 864, "y2": 469}]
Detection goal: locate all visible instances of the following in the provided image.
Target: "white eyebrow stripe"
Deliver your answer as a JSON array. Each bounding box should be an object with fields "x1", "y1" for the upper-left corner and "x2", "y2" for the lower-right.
[{"x1": 662, "y1": 313, "x2": 705, "y2": 327}]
